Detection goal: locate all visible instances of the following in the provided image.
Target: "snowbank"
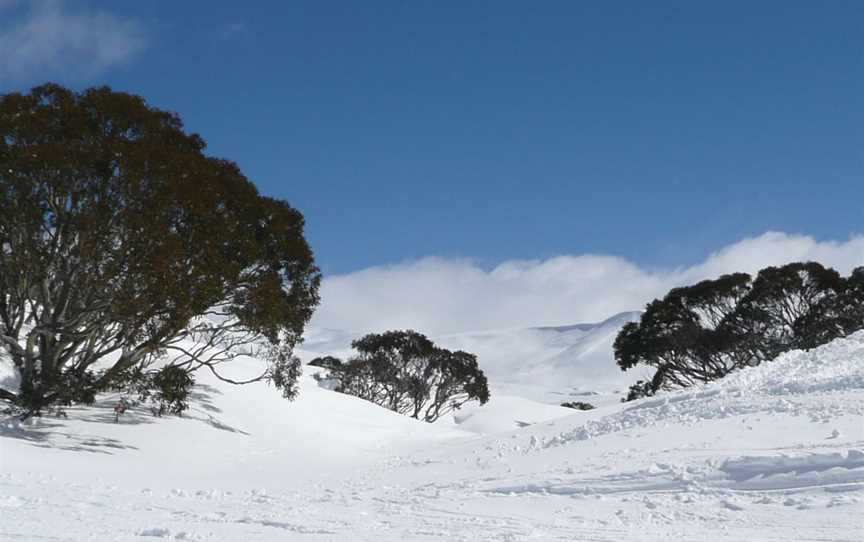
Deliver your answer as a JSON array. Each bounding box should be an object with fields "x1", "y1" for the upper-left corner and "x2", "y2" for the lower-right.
[{"x1": 2, "y1": 327, "x2": 862, "y2": 541}]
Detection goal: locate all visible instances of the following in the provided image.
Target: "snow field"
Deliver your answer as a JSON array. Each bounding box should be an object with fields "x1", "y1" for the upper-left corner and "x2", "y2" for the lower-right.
[{"x1": 1, "y1": 330, "x2": 862, "y2": 540}]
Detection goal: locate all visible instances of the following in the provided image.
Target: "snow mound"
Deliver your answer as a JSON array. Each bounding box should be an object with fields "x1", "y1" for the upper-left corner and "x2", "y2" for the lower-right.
[
  {"x1": 717, "y1": 330, "x2": 864, "y2": 395},
  {"x1": 3, "y1": 327, "x2": 863, "y2": 541},
  {"x1": 536, "y1": 331, "x2": 864, "y2": 449},
  {"x1": 0, "y1": 354, "x2": 465, "y2": 489},
  {"x1": 448, "y1": 394, "x2": 571, "y2": 434}
]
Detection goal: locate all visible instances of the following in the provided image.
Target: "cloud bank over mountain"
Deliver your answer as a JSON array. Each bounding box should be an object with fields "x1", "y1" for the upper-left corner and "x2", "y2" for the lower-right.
[{"x1": 311, "y1": 232, "x2": 864, "y2": 335}]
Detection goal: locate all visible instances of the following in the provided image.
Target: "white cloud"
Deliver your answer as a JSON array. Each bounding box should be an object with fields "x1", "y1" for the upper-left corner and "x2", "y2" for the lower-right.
[
  {"x1": 0, "y1": 1, "x2": 148, "y2": 84},
  {"x1": 311, "y1": 232, "x2": 864, "y2": 335}
]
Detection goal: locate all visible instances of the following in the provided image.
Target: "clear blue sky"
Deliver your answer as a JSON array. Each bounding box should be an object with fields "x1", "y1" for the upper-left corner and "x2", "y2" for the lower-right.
[{"x1": 2, "y1": 1, "x2": 861, "y2": 275}]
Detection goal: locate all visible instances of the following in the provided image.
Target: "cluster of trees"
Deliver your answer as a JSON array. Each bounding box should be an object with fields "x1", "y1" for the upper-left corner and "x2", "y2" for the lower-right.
[
  {"x1": 5, "y1": 84, "x2": 859, "y2": 425},
  {"x1": 615, "y1": 262, "x2": 864, "y2": 400},
  {"x1": 311, "y1": 330, "x2": 489, "y2": 422},
  {"x1": 0, "y1": 84, "x2": 320, "y2": 417}
]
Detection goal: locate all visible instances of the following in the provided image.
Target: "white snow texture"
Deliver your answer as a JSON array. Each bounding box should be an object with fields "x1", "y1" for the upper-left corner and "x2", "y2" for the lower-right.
[{"x1": 1, "y1": 321, "x2": 863, "y2": 541}]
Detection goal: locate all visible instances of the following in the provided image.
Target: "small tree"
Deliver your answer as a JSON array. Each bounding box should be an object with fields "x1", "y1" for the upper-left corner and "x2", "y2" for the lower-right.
[
  {"x1": 330, "y1": 330, "x2": 489, "y2": 422},
  {"x1": 0, "y1": 84, "x2": 320, "y2": 416}
]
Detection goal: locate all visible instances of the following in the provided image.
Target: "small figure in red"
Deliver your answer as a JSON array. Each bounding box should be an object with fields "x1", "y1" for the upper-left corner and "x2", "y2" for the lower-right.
[{"x1": 114, "y1": 398, "x2": 130, "y2": 423}]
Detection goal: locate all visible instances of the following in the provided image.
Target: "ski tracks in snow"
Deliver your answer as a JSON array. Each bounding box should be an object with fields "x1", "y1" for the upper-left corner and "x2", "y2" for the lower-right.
[{"x1": 3, "y1": 333, "x2": 864, "y2": 540}]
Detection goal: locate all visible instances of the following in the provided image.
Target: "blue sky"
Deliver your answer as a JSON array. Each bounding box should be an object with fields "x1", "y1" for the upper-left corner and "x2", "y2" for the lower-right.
[{"x1": 1, "y1": 1, "x2": 861, "y2": 278}]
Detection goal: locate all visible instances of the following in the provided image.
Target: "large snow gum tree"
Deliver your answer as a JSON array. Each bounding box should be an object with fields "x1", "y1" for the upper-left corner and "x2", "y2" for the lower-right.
[{"x1": 0, "y1": 84, "x2": 320, "y2": 415}]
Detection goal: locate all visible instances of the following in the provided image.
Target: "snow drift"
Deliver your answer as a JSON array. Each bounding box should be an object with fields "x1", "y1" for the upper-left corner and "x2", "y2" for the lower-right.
[{"x1": 1, "y1": 326, "x2": 862, "y2": 541}]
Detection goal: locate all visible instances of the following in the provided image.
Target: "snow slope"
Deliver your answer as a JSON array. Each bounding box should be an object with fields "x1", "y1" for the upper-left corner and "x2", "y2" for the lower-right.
[
  {"x1": 435, "y1": 311, "x2": 646, "y2": 396},
  {"x1": 0, "y1": 354, "x2": 462, "y2": 489},
  {"x1": 298, "y1": 312, "x2": 652, "y2": 433},
  {"x1": 2, "y1": 330, "x2": 863, "y2": 541},
  {"x1": 301, "y1": 311, "x2": 646, "y2": 396}
]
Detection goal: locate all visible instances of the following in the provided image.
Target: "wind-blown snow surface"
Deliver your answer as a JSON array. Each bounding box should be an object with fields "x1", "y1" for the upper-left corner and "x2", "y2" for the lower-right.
[{"x1": 3, "y1": 332, "x2": 864, "y2": 540}]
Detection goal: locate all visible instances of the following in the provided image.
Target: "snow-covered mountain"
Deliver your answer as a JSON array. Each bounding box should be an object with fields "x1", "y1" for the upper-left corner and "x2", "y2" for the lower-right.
[
  {"x1": 3, "y1": 326, "x2": 862, "y2": 540},
  {"x1": 436, "y1": 311, "x2": 644, "y2": 391}
]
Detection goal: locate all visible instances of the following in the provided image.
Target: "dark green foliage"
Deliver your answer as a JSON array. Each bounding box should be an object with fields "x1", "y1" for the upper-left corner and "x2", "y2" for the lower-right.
[
  {"x1": 150, "y1": 365, "x2": 194, "y2": 416},
  {"x1": 615, "y1": 273, "x2": 753, "y2": 390},
  {"x1": 265, "y1": 345, "x2": 303, "y2": 400},
  {"x1": 728, "y1": 262, "x2": 843, "y2": 362},
  {"x1": 794, "y1": 266, "x2": 864, "y2": 349},
  {"x1": 560, "y1": 401, "x2": 595, "y2": 410},
  {"x1": 616, "y1": 262, "x2": 861, "y2": 400},
  {"x1": 622, "y1": 380, "x2": 655, "y2": 402},
  {"x1": 52, "y1": 369, "x2": 99, "y2": 407},
  {"x1": 424, "y1": 348, "x2": 490, "y2": 422},
  {"x1": 108, "y1": 364, "x2": 194, "y2": 417},
  {"x1": 328, "y1": 330, "x2": 489, "y2": 422},
  {"x1": 621, "y1": 369, "x2": 667, "y2": 402},
  {"x1": 0, "y1": 84, "x2": 320, "y2": 416},
  {"x1": 107, "y1": 365, "x2": 152, "y2": 401}
]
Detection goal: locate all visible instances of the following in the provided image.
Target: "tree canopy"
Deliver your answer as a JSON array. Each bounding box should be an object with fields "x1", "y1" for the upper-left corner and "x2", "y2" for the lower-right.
[
  {"x1": 325, "y1": 330, "x2": 489, "y2": 422},
  {"x1": 0, "y1": 84, "x2": 320, "y2": 415},
  {"x1": 615, "y1": 262, "x2": 862, "y2": 400}
]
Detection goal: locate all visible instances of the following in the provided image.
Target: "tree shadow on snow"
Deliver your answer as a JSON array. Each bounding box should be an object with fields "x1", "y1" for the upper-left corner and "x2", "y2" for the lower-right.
[
  {"x1": 0, "y1": 416, "x2": 139, "y2": 454},
  {"x1": 194, "y1": 413, "x2": 250, "y2": 435},
  {"x1": 182, "y1": 383, "x2": 249, "y2": 434},
  {"x1": 75, "y1": 399, "x2": 157, "y2": 426},
  {"x1": 188, "y1": 383, "x2": 223, "y2": 413},
  {"x1": 0, "y1": 383, "x2": 247, "y2": 454}
]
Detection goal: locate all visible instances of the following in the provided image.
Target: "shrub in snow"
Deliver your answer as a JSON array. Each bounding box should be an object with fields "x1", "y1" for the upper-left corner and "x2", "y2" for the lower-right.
[
  {"x1": 616, "y1": 262, "x2": 863, "y2": 399},
  {"x1": 622, "y1": 378, "x2": 660, "y2": 402},
  {"x1": 560, "y1": 401, "x2": 595, "y2": 410},
  {"x1": 149, "y1": 366, "x2": 195, "y2": 416},
  {"x1": 0, "y1": 84, "x2": 320, "y2": 417},
  {"x1": 327, "y1": 330, "x2": 490, "y2": 422}
]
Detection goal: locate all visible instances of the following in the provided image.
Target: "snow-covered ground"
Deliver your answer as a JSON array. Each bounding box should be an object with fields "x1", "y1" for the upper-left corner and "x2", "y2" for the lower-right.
[
  {"x1": 2, "y1": 326, "x2": 863, "y2": 540},
  {"x1": 305, "y1": 311, "x2": 648, "y2": 397},
  {"x1": 300, "y1": 312, "x2": 654, "y2": 433}
]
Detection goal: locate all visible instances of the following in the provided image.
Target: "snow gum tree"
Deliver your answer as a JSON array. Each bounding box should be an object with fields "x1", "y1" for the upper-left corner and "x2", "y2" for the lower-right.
[
  {"x1": 328, "y1": 330, "x2": 489, "y2": 422},
  {"x1": 615, "y1": 262, "x2": 862, "y2": 400},
  {"x1": 0, "y1": 84, "x2": 320, "y2": 416},
  {"x1": 795, "y1": 267, "x2": 864, "y2": 348},
  {"x1": 729, "y1": 262, "x2": 843, "y2": 360}
]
